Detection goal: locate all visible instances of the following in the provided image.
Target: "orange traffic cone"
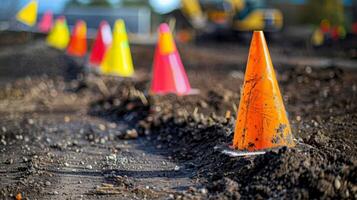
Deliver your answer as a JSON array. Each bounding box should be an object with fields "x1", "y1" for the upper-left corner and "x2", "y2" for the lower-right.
[
  {"x1": 150, "y1": 23, "x2": 197, "y2": 95},
  {"x1": 67, "y1": 20, "x2": 87, "y2": 57},
  {"x1": 232, "y1": 31, "x2": 294, "y2": 151}
]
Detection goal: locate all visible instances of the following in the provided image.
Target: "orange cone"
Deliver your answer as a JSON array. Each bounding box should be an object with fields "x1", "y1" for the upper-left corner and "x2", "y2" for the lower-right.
[
  {"x1": 67, "y1": 20, "x2": 87, "y2": 57},
  {"x1": 232, "y1": 31, "x2": 294, "y2": 151}
]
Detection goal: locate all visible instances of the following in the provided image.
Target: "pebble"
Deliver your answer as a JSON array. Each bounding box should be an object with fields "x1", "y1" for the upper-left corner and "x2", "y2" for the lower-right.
[
  {"x1": 107, "y1": 154, "x2": 117, "y2": 162},
  {"x1": 64, "y1": 116, "x2": 70, "y2": 123},
  {"x1": 45, "y1": 181, "x2": 51, "y2": 186},
  {"x1": 334, "y1": 178, "x2": 341, "y2": 190},
  {"x1": 124, "y1": 129, "x2": 138, "y2": 139},
  {"x1": 199, "y1": 188, "x2": 208, "y2": 194},
  {"x1": 98, "y1": 124, "x2": 106, "y2": 131},
  {"x1": 27, "y1": 119, "x2": 34, "y2": 125},
  {"x1": 5, "y1": 158, "x2": 13, "y2": 164},
  {"x1": 174, "y1": 166, "x2": 180, "y2": 171},
  {"x1": 86, "y1": 165, "x2": 93, "y2": 170},
  {"x1": 64, "y1": 162, "x2": 69, "y2": 167}
]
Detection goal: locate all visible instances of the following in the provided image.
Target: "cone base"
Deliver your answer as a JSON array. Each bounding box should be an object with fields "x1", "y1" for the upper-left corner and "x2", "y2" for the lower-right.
[
  {"x1": 150, "y1": 88, "x2": 199, "y2": 96},
  {"x1": 215, "y1": 143, "x2": 266, "y2": 157}
]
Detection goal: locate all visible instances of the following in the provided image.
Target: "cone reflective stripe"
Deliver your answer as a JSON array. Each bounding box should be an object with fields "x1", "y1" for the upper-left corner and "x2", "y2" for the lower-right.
[
  {"x1": 233, "y1": 31, "x2": 294, "y2": 151},
  {"x1": 150, "y1": 23, "x2": 194, "y2": 95},
  {"x1": 46, "y1": 16, "x2": 70, "y2": 50},
  {"x1": 100, "y1": 19, "x2": 134, "y2": 77},
  {"x1": 38, "y1": 11, "x2": 53, "y2": 33},
  {"x1": 67, "y1": 20, "x2": 87, "y2": 57},
  {"x1": 89, "y1": 21, "x2": 112, "y2": 68},
  {"x1": 16, "y1": 0, "x2": 38, "y2": 26}
]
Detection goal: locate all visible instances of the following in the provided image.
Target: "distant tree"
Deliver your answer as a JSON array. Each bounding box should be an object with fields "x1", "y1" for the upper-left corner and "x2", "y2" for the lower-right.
[{"x1": 302, "y1": 0, "x2": 345, "y2": 26}]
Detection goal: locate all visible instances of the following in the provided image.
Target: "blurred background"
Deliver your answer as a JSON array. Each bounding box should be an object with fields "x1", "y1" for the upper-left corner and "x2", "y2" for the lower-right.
[{"x1": 0, "y1": 0, "x2": 356, "y2": 48}]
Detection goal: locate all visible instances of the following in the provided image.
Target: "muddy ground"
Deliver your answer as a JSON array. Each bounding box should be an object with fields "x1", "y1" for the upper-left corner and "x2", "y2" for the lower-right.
[{"x1": 0, "y1": 33, "x2": 356, "y2": 199}]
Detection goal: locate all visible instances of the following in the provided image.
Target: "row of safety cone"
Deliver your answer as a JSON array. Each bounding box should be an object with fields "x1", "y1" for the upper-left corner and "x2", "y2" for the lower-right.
[
  {"x1": 16, "y1": 0, "x2": 295, "y2": 152},
  {"x1": 45, "y1": 17, "x2": 197, "y2": 95}
]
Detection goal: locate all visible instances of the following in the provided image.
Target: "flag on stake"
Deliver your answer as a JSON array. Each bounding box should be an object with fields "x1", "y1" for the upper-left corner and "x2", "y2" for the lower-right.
[
  {"x1": 88, "y1": 21, "x2": 112, "y2": 68},
  {"x1": 46, "y1": 16, "x2": 70, "y2": 50},
  {"x1": 150, "y1": 23, "x2": 196, "y2": 95},
  {"x1": 16, "y1": 0, "x2": 38, "y2": 26},
  {"x1": 67, "y1": 20, "x2": 87, "y2": 57},
  {"x1": 232, "y1": 31, "x2": 295, "y2": 151},
  {"x1": 100, "y1": 19, "x2": 134, "y2": 77},
  {"x1": 38, "y1": 11, "x2": 53, "y2": 33}
]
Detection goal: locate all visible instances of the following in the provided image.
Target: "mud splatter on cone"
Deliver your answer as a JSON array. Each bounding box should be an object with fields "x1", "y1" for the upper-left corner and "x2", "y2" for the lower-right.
[
  {"x1": 233, "y1": 31, "x2": 294, "y2": 151},
  {"x1": 38, "y1": 10, "x2": 53, "y2": 33},
  {"x1": 100, "y1": 19, "x2": 134, "y2": 77},
  {"x1": 16, "y1": 0, "x2": 38, "y2": 26},
  {"x1": 67, "y1": 20, "x2": 87, "y2": 57},
  {"x1": 46, "y1": 16, "x2": 70, "y2": 50},
  {"x1": 150, "y1": 23, "x2": 196, "y2": 95},
  {"x1": 88, "y1": 21, "x2": 112, "y2": 69}
]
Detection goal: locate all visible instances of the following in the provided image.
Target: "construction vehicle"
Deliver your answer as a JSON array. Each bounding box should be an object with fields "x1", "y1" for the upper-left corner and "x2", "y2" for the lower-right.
[{"x1": 178, "y1": 0, "x2": 283, "y2": 34}]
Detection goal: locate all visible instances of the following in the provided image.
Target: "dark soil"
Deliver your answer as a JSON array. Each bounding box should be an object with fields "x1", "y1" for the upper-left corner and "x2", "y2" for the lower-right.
[{"x1": 0, "y1": 34, "x2": 356, "y2": 199}]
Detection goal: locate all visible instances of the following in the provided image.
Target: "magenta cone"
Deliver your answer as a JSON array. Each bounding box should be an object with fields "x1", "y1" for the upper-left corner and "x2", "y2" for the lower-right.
[
  {"x1": 38, "y1": 11, "x2": 53, "y2": 33},
  {"x1": 151, "y1": 23, "x2": 197, "y2": 95}
]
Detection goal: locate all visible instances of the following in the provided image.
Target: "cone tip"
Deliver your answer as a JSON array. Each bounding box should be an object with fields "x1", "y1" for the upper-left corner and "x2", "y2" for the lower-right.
[
  {"x1": 57, "y1": 15, "x2": 65, "y2": 22},
  {"x1": 115, "y1": 19, "x2": 125, "y2": 25},
  {"x1": 100, "y1": 20, "x2": 109, "y2": 26},
  {"x1": 114, "y1": 19, "x2": 126, "y2": 30},
  {"x1": 76, "y1": 20, "x2": 86, "y2": 25},
  {"x1": 159, "y1": 23, "x2": 170, "y2": 33}
]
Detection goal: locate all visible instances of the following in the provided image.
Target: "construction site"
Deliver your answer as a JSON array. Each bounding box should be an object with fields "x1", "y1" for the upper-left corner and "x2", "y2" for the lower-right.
[{"x1": 0, "y1": 0, "x2": 356, "y2": 199}]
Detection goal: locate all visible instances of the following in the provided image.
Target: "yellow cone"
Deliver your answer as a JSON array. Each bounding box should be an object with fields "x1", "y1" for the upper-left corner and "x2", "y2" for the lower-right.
[
  {"x1": 16, "y1": 0, "x2": 38, "y2": 26},
  {"x1": 46, "y1": 16, "x2": 70, "y2": 50},
  {"x1": 100, "y1": 19, "x2": 134, "y2": 77}
]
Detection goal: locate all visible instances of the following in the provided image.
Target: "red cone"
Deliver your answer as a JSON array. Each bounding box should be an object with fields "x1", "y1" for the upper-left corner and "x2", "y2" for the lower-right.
[
  {"x1": 88, "y1": 21, "x2": 112, "y2": 68},
  {"x1": 150, "y1": 23, "x2": 197, "y2": 95}
]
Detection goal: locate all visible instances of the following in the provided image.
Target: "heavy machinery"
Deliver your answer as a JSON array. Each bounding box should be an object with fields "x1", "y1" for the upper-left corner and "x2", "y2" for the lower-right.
[{"x1": 178, "y1": 0, "x2": 283, "y2": 34}]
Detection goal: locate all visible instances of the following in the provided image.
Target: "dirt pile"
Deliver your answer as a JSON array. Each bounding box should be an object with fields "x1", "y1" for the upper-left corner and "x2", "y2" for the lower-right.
[{"x1": 89, "y1": 65, "x2": 357, "y2": 199}]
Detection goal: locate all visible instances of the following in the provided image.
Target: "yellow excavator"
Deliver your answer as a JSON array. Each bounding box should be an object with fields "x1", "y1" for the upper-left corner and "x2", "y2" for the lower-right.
[{"x1": 179, "y1": 0, "x2": 283, "y2": 33}]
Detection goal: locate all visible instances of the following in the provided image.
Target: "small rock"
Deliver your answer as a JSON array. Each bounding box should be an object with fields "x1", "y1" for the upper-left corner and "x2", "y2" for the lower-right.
[
  {"x1": 64, "y1": 162, "x2": 69, "y2": 167},
  {"x1": 27, "y1": 119, "x2": 34, "y2": 124},
  {"x1": 107, "y1": 154, "x2": 117, "y2": 162},
  {"x1": 98, "y1": 124, "x2": 106, "y2": 131},
  {"x1": 334, "y1": 178, "x2": 341, "y2": 190},
  {"x1": 86, "y1": 165, "x2": 93, "y2": 170},
  {"x1": 5, "y1": 158, "x2": 13, "y2": 164},
  {"x1": 199, "y1": 188, "x2": 208, "y2": 194},
  {"x1": 64, "y1": 116, "x2": 70, "y2": 123},
  {"x1": 124, "y1": 129, "x2": 138, "y2": 139},
  {"x1": 45, "y1": 181, "x2": 51, "y2": 186},
  {"x1": 174, "y1": 166, "x2": 180, "y2": 171}
]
